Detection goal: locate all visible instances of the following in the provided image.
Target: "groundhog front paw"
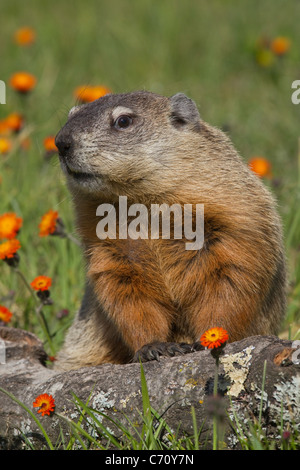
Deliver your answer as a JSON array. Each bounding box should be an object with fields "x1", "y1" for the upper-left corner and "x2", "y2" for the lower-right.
[{"x1": 131, "y1": 341, "x2": 195, "y2": 363}]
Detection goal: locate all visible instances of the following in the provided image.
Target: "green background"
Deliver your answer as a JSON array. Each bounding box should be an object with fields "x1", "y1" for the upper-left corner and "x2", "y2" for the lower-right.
[{"x1": 0, "y1": 0, "x2": 299, "y2": 351}]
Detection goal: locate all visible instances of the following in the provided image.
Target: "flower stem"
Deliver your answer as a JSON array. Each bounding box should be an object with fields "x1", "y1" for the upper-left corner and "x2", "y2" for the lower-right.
[
  {"x1": 14, "y1": 268, "x2": 55, "y2": 355},
  {"x1": 213, "y1": 356, "x2": 219, "y2": 450},
  {"x1": 66, "y1": 232, "x2": 81, "y2": 247},
  {"x1": 35, "y1": 303, "x2": 55, "y2": 356},
  {"x1": 213, "y1": 356, "x2": 219, "y2": 396}
]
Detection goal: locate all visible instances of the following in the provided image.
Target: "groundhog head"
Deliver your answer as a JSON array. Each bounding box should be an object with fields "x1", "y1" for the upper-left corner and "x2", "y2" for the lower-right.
[{"x1": 55, "y1": 91, "x2": 201, "y2": 199}]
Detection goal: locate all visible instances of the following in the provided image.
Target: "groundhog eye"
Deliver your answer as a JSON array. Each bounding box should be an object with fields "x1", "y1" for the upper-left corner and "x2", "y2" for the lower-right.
[{"x1": 114, "y1": 115, "x2": 133, "y2": 129}]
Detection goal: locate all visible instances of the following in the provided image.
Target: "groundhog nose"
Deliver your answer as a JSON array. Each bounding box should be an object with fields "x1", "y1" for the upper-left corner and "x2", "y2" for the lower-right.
[{"x1": 55, "y1": 132, "x2": 73, "y2": 157}]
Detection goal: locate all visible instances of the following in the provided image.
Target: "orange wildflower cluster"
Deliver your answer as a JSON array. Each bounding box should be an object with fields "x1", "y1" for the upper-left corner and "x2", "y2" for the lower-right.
[
  {"x1": 9, "y1": 71, "x2": 37, "y2": 94},
  {"x1": 0, "y1": 120, "x2": 10, "y2": 136},
  {"x1": 270, "y1": 37, "x2": 291, "y2": 56},
  {"x1": 0, "y1": 305, "x2": 13, "y2": 323},
  {"x1": 31, "y1": 276, "x2": 52, "y2": 292},
  {"x1": 14, "y1": 27, "x2": 36, "y2": 46},
  {"x1": 0, "y1": 239, "x2": 21, "y2": 261},
  {"x1": 5, "y1": 112, "x2": 24, "y2": 132},
  {"x1": 10, "y1": 27, "x2": 37, "y2": 95},
  {"x1": 0, "y1": 137, "x2": 12, "y2": 155},
  {"x1": 0, "y1": 113, "x2": 25, "y2": 155},
  {"x1": 6, "y1": 29, "x2": 111, "y2": 160},
  {"x1": 39, "y1": 209, "x2": 59, "y2": 237},
  {"x1": 0, "y1": 213, "x2": 23, "y2": 240},
  {"x1": 4, "y1": 31, "x2": 37, "y2": 155},
  {"x1": 0, "y1": 212, "x2": 22, "y2": 265},
  {"x1": 255, "y1": 35, "x2": 291, "y2": 67},
  {"x1": 0, "y1": 113, "x2": 24, "y2": 135},
  {"x1": 248, "y1": 156, "x2": 271, "y2": 178},
  {"x1": 33, "y1": 393, "x2": 55, "y2": 416},
  {"x1": 74, "y1": 85, "x2": 111, "y2": 103},
  {"x1": 200, "y1": 327, "x2": 229, "y2": 349}
]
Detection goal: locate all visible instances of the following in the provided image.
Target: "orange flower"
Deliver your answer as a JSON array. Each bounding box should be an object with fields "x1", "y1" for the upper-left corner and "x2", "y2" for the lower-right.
[
  {"x1": 9, "y1": 71, "x2": 37, "y2": 94},
  {"x1": 0, "y1": 239, "x2": 21, "y2": 260},
  {"x1": 0, "y1": 120, "x2": 10, "y2": 136},
  {"x1": 74, "y1": 85, "x2": 111, "y2": 103},
  {"x1": 43, "y1": 136, "x2": 58, "y2": 154},
  {"x1": 0, "y1": 213, "x2": 23, "y2": 240},
  {"x1": 30, "y1": 275, "x2": 52, "y2": 292},
  {"x1": 248, "y1": 156, "x2": 271, "y2": 178},
  {"x1": 0, "y1": 137, "x2": 12, "y2": 155},
  {"x1": 5, "y1": 113, "x2": 24, "y2": 132},
  {"x1": 271, "y1": 37, "x2": 291, "y2": 56},
  {"x1": 33, "y1": 393, "x2": 55, "y2": 416},
  {"x1": 39, "y1": 209, "x2": 58, "y2": 237},
  {"x1": 14, "y1": 27, "x2": 36, "y2": 46},
  {"x1": 200, "y1": 327, "x2": 229, "y2": 349},
  {"x1": 0, "y1": 305, "x2": 13, "y2": 323}
]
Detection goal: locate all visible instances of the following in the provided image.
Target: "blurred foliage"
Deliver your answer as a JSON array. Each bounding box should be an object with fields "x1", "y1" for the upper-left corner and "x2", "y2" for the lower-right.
[{"x1": 0, "y1": 0, "x2": 299, "y2": 348}]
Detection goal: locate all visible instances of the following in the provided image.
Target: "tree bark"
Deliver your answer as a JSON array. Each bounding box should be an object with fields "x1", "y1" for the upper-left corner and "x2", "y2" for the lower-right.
[{"x1": 0, "y1": 326, "x2": 299, "y2": 450}]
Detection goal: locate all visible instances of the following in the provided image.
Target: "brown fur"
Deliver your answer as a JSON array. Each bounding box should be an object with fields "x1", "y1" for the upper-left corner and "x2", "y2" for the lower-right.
[{"x1": 54, "y1": 91, "x2": 286, "y2": 370}]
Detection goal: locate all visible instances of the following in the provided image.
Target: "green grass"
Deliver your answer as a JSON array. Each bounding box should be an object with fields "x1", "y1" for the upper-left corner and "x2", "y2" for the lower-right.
[
  {"x1": 1, "y1": 362, "x2": 299, "y2": 450},
  {"x1": 0, "y1": 0, "x2": 300, "y2": 448}
]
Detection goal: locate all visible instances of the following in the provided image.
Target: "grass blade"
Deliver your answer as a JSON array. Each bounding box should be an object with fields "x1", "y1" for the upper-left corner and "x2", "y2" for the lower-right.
[{"x1": 0, "y1": 387, "x2": 54, "y2": 450}]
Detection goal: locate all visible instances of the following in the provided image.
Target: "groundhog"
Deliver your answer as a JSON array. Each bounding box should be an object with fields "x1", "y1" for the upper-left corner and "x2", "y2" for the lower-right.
[{"x1": 54, "y1": 90, "x2": 286, "y2": 370}]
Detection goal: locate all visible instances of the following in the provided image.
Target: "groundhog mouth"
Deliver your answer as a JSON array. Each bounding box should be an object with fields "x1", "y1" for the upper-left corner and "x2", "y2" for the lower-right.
[{"x1": 65, "y1": 163, "x2": 97, "y2": 181}]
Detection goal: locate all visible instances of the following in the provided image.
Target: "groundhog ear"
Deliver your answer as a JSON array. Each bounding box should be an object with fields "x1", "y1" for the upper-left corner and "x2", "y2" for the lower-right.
[{"x1": 169, "y1": 93, "x2": 201, "y2": 131}]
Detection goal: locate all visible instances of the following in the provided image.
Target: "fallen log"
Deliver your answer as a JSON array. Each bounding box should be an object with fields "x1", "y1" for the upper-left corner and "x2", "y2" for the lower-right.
[{"x1": 0, "y1": 326, "x2": 299, "y2": 450}]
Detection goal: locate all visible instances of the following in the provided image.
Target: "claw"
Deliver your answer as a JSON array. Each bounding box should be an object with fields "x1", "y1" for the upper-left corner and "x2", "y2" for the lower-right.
[
  {"x1": 179, "y1": 343, "x2": 194, "y2": 353},
  {"x1": 191, "y1": 341, "x2": 205, "y2": 352},
  {"x1": 168, "y1": 344, "x2": 182, "y2": 355},
  {"x1": 131, "y1": 341, "x2": 196, "y2": 363},
  {"x1": 151, "y1": 349, "x2": 161, "y2": 361}
]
